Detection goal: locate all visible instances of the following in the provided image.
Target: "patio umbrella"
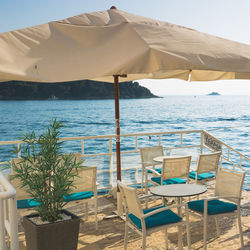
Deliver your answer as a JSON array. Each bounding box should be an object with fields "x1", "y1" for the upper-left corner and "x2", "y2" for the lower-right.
[{"x1": 1, "y1": 6, "x2": 250, "y2": 193}]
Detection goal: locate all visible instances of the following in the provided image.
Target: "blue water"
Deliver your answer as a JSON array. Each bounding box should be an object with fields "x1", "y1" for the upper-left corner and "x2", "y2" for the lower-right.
[{"x1": 0, "y1": 96, "x2": 249, "y2": 188}]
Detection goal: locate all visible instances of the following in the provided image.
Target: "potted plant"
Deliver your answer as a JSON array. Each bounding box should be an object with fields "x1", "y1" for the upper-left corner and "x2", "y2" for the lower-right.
[{"x1": 11, "y1": 119, "x2": 83, "y2": 250}]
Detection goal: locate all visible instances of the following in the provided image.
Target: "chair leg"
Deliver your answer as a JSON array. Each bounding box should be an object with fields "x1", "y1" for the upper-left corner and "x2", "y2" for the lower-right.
[
  {"x1": 165, "y1": 228, "x2": 169, "y2": 249},
  {"x1": 85, "y1": 203, "x2": 88, "y2": 219},
  {"x1": 142, "y1": 231, "x2": 146, "y2": 250},
  {"x1": 145, "y1": 172, "x2": 149, "y2": 208},
  {"x1": 237, "y1": 209, "x2": 244, "y2": 249},
  {"x1": 185, "y1": 206, "x2": 191, "y2": 250},
  {"x1": 95, "y1": 199, "x2": 98, "y2": 230},
  {"x1": 215, "y1": 218, "x2": 220, "y2": 237},
  {"x1": 177, "y1": 225, "x2": 183, "y2": 250},
  {"x1": 124, "y1": 222, "x2": 128, "y2": 250},
  {"x1": 141, "y1": 168, "x2": 145, "y2": 193},
  {"x1": 203, "y1": 213, "x2": 207, "y2": 250}
]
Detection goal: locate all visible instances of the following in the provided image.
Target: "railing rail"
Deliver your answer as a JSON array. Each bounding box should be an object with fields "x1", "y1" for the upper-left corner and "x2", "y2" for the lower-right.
[
  {"x1": 0, "y1": 130, "x2": 249, "y2": 189},
  {"x1": 0, "y1": 172, "x2": 19, "y2": 250}
]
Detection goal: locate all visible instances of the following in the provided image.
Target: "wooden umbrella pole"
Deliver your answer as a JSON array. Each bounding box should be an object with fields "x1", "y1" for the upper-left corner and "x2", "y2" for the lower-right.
[
  {"x1": 113, "y1": 75, "x2": 127, "y2": 217},
  {"x1": 113, "y1": 75, "x2": 123, "y2": 217},
  {"x1": 113, "y1": 75, "x2": 121, "y2": 181}
]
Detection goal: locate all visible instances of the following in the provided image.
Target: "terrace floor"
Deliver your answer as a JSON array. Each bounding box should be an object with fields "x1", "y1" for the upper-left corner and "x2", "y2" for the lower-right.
[{"x1": 14, "y1": 183, "x2": 250, "y2": 250}]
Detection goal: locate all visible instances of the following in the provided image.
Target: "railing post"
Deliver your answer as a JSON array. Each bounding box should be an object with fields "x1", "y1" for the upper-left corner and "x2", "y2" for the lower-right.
[
  {"x1": 0, "y1": 199, "x2": 7, "y2": 250},
  {"x1": 81, "y1": 139, "x2": 84, "y2": 159},
  {"x1": 17, "y1": 144, "x2": 21, "y2": 158},
  {"x1": 0, "y1": 173, "x2": 19, "y2": 250},
  {"x1": 9, "y1": 197, "x2": 18, "y2": 250},
  {"x1": 109, "y1": 137, "x2": 113, "y2": 188},
  {"x1": 200, "y1": 131, "x2": 204, "y2": 154}
]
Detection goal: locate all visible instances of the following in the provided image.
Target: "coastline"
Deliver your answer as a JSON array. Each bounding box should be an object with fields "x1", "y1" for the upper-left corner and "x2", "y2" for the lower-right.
[{"x1": 0, "y1": 80, "x2": 158, "y2": 100}]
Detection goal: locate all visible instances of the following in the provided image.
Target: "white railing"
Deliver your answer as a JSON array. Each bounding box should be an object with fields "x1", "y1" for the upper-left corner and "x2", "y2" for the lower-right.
[
  {"x1": 1, "y1": 129, "x2": 249, "y2": 189},
  {"x1": 0, "y1": 172, "x2": 19, "y2": 250}
]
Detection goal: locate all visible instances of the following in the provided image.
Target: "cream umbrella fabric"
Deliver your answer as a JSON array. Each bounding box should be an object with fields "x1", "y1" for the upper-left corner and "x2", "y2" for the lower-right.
[{"x1": 1, "y1": 7, "x2": 250, "y2": 83}]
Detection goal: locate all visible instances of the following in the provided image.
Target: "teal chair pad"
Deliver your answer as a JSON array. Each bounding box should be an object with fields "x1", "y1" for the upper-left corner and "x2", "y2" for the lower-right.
[
  {"x1": 151, "y1": 176, "x2": 187, "y2": 185},
  {"x1": 63, "y1": 191, "x2": 94, "y2": 202},
  {"x1": 188, "y1": 199, "x2": 237, "y2": 215},
  {"x1": 128, "y1": 205, "x2": 182, "y2": 229},
  {"x1": 189, "y1": 171, "x2": 215, "y2": 180},
  {"x1": 17, "y1": 199, "x2": 40, "y2": 209}
]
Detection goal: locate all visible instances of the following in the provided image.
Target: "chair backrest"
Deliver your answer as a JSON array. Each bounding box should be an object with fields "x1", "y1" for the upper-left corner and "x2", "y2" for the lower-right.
[
  {"x1": 197, "y1": 151, "x2": 221, "y2": 174},
  {"x1": 71, "y1": 166, "x2": 97, "y2": 193},
  {"x1": 162, "y1": 155, "x2": 191, "y2": 181},
  {"x1": 215, "y1": 169, "x2": 245, "y2": 203},
  {"x1": 118, "y1": 181, "x2": 143, "y2": 219},
  {"x1": 10, "y1": 153, "x2": 85, "y2": 198},
  {"x1": 140, "y1": 146, "x2": 164, "y2": 167},
  {"x1": 69, "y1": 152, "x2": 82, "y2": 162},
  {"x1": 8, "y1": 173, "x2": 32, "y2": 200},
  {"x1": 11, "y1": 153, "x2": 82, "y2": 173},
  {"x1": 10, "y1": 158, "x2": 35, "y2": 200},
  {"x1": 11, "y1": 157, "x2": 34, "y2": 174},
  {"x1": 11, "y1": 158, "x2": 22, "y2": 167}
]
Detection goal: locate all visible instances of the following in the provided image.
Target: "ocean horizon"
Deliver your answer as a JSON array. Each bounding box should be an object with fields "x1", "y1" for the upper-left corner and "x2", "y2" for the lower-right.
[{"x1": 0, "y1": 95, "x2": 249, "y2": 188}]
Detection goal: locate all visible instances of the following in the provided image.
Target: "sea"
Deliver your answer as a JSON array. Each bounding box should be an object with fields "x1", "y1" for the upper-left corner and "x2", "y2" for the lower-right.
[{"x1": 0, "y1": 95, "x2": 249, "y2": 189}]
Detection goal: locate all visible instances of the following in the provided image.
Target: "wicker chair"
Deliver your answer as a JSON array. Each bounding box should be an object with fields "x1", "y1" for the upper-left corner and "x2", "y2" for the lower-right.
[
  {"x1": 64, "y1": 166, "x2": 98, "y2": 229},
  {"x1": 140, "y1": 146, "x2": 164, "y2": 192},
  {"x1": 118, "y1": 181, "x2": 191, "y2": 250},
  {"x1": 10, "y1": 154, "x2": 98, "y2": 229},
  {"x1": 187, "y1": 169, "x2": 245, "y2": 250},
  {"x1": 145, "y1": 155, "x2": 192, "y2": 196},
  {"x1": 189, "y1": 151, "x2": 221, "y2": 184}
]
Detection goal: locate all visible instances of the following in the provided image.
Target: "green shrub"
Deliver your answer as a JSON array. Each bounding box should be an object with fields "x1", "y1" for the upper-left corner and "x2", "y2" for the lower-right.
[{"x1": 12, "y1": 119, "x2": 82, "y2": 222}]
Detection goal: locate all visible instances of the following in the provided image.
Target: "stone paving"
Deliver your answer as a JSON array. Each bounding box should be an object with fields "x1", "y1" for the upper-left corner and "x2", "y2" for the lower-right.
[{"x1": 14, "y1": 184, "x2": 250, "y2": 249}]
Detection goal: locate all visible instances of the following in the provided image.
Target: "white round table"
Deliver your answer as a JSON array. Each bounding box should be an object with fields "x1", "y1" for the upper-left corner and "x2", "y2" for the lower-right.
[
  {"x1": 153, "y1": 155, "x2": 180, "y2": 163},
  {"x1": 151, "y1": 184, "x2": 207, "y2": 248},
  {"x1": 151, "y1": 183, "x2": 207, "y2": 198}
]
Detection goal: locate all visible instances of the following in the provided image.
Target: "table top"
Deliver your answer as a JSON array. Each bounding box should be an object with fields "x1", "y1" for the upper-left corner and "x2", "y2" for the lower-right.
[
  {"x1": 150, "y1": 184, "x2": 207, "y2": 197},
  {"x1": 153, "y1": 155, "x2": 186, "y2": 163}
]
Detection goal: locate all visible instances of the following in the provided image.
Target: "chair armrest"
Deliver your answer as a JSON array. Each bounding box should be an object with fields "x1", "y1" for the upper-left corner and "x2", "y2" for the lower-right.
[
  {"x1": 139, "y1": 194, "x2": 153, "y2": 200},
  {"x1": 142, "y1": 203, "x2": 181, "y2": 218},
  {"x1": 204, "y1": 195, "x2": 240, "y2": 201},
  {"x1": 145, "y1": 167, "x2": 160, "y2": 176},
  {"x1": 142, "y1": 161, "x2": 160, "y2": 167}
]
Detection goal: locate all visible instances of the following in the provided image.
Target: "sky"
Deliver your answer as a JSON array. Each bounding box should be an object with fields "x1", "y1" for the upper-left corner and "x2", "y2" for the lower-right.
[{"x1": 1, "y1": 0, "x2": 250, "y2": 95}]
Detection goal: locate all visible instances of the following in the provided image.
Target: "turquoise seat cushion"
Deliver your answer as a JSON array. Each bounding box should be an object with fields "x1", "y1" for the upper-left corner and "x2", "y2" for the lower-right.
[
  {"x1": 17, "y1": 199, "x2": 40, "y2": 209},
  {"x1": 188, "y1": 199, "x2": 237, "y2": 215},
  {"x1": 189, "y1": 171, "x2": 215, "y2": 180},
  {"x1": 151, "y1": 176, "x2": 187, "y2": 185},
  {"x1": 128, "y1": 205, "x2": 182, "y2": 229},
  {"x1": 147, "y1": 167, "x2": 162, "y2": 174},
  {"x1": 63, "y1": 191, "x2": 94, "y2": 202}
]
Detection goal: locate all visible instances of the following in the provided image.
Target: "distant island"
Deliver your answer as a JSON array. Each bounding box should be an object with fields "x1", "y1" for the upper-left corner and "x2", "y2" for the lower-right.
[
  {"x1": 207, "y1": 92, "x2": 220, "y2": 96},
  {"x1": 0, "y1": 80, "x2": 158, "y2": 100}
]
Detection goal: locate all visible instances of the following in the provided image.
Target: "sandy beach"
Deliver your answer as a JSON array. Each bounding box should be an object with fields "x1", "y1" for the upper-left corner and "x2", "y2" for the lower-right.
[{"x1": 14, "y1": 183, "x2": 250, "y2": 250}]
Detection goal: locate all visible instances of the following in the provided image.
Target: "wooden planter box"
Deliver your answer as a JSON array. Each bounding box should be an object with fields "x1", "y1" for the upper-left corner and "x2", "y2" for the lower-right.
[{"x1": 23, "y1": 209, "x2": 80, "y2": 250}]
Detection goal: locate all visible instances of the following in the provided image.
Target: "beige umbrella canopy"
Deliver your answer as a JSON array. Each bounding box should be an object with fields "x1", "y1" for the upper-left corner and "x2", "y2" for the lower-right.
[
  {"x1": 1, "y1": 7, "x2": 250, "y2": 83},
  {"x1": 1, "y1": 6, "x2": 250, "y2": 185}
]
